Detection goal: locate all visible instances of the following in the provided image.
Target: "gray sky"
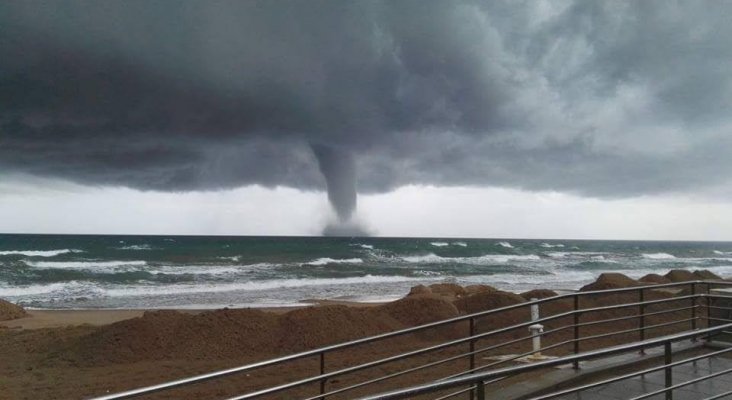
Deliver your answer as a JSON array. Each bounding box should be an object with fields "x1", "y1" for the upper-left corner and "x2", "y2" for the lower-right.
[{"x1": 1, "y1": 1, "x2": 732, "y2": 239}]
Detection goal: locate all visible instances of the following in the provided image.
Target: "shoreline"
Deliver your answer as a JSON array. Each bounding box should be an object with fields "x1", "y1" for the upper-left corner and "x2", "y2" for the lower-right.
[{"x1": 0, "y1": 298, "x2": 391, "y2": 330}]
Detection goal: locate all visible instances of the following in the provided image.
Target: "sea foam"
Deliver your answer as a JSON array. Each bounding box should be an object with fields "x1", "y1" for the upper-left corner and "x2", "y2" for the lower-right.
[
  {"x1": 0, "y1": 249, "x2": 81, "y2": 257},
  {"x1": 304, "y1": 258, "x2": 364, "y2": 266},
  {"x1": 642, "y1": 253, "x2": 676, "y2": 260},
  {"x1": 401, "y1": 253, "x2": 540, "y2": 264},
  {"x1": 25, "y1": 260, "x2": 147, "y2": 270}
]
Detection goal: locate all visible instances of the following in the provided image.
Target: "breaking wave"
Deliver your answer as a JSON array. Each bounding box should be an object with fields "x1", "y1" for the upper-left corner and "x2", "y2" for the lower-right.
[
  {"x1": 642, "y1": 253, "x2": 676, "y2": 260},
  {"x1": 401, "y1": 253, "x2": 540, "y2": 264},
  {"x1": 0, "y1": 249, "x2": 81, "y2": 257},
  {"x1": 303, "y1": 257, "x2": 364, "y2": 266}
]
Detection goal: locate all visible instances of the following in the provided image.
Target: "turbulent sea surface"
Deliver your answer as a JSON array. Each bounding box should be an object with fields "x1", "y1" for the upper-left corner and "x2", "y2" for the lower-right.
[{"x1": 1, "y1": 234, "x2": 732, "y2": 309}]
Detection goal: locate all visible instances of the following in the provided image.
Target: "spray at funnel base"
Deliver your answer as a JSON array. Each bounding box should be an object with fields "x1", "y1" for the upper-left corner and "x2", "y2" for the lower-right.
[{"x1": 311, "y1": 143, "x2": 369, "y2": 236}]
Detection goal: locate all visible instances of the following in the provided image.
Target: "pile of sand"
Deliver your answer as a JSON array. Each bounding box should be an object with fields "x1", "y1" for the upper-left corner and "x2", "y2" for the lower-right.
[
  {"x1": 639, "y1": 273, "x2": 671, "y2": 284},
  {"x1": 580, "y1": 273, "x2": 638, "y2": 291},
  {"x1": 66, "y1": 295, "x2": 463, "y2": 366},
  {"x1": 453, "y1": 290, "x2": 525, "y2": 314},
  {"x1": 0, "y1": 299, "x2": 26, "y2": 321},
  {"x1": 278, "y1": 305, "x2": 399, "y2": 352},
  {"x1": 407, "y1": 284, "x2": 432, "y2": 297},
  {"x1": 665, "y1": 270, "x2": 697, "y2": 282},
  {"x1": 520, "y1": 289, "x2": 558, "y2": 300},
  {"x1": 72, "y1": 308, "x2": 281, "y2": 365},
  {"x1": 465, "y1": 284, "x2": 497, "y2": 295},
  {"x1": 693, "y1": 270, "x2": 723, "y2": 280}
]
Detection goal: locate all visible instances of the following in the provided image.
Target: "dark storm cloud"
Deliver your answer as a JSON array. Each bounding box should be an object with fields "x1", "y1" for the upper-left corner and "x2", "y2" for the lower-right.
[{"x1": 1, "y1": 1, "x2": 732, "y2": 197}]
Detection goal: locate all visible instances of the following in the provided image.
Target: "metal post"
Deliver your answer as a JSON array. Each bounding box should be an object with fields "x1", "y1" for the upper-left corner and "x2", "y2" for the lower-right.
[
  {"x1": 639, "y1": 288, "x2": 646, "y2": 354},
  {"x1": 691, "y1": 283, "x2": 697, "y2": 341},
  {"x1": 469, "y1": 317, "x2": 475, "y2": 371},
  {"x1": 319, "y1": 352, "x2": 326, "y2": 399},
  {"x1": 476, "y1": 380, "x2": 486, "y2": 400},
  {"x1": 664, "y1": 342, "x2": 673, "y2": 400},
  {"x1": 707, "y1": 282, "x2": 713, "y2": 341},
  {"x1": 573, "y1": 294, "x2": 580, "y2": 370},
  {"x1": 469, "y1": 317, "x2": 476, "y2": 400}
]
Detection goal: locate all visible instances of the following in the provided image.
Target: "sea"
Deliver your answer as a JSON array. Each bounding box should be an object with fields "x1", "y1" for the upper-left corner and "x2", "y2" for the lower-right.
[{"x1": 1, "y1": 234, "x2": 732, "y2": 310}]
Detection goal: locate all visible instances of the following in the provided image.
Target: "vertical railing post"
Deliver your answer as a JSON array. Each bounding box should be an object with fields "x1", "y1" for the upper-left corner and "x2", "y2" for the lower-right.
[
  {"x1": 476, "y1": 380, "x2": 486, "y2": 400},
  {"x1": 639, "y1": 287, "x2": 646, "y2": 354},
  {"x1": 691, "y1": 282, "x2": 697, "y2": 341},
  {"x1": 319, "y1": 352, "x2": 326, "y2": 399},
  {"x1": 469, "y1": 317, "x2": 476, "y2": 370},
  {"x1": 573, "y1": 294, "x2": 580, "y2": 370},
  {"x1": 469, "y1": 317, "x2": 476, "y2": 400},
  {"x1": 664, "y1": 342, "x2": 673, "y2": 400},
  {"x1": 707, "y1": 282, "x2": 713, "y2": 342}
]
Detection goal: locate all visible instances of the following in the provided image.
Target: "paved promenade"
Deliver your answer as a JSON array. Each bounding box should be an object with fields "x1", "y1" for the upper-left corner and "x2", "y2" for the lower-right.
[{"x1": 555, "y1": 353, "x2": 732, "y2": 400}]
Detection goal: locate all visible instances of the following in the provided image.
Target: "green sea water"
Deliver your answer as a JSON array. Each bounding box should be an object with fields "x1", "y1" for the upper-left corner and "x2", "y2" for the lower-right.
[{"x1": 1, "y1": 234, "x2": 731, "y2": 309}]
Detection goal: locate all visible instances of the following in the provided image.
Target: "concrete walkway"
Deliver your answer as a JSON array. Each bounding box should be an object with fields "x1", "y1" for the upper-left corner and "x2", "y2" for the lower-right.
[{"x1": 553, "y1": 353, "x2": 732, "y2": 400}]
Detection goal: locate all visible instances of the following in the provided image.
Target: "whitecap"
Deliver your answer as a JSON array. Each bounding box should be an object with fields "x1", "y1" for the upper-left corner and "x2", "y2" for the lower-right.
[
  {"x1": 540, "y1": 243, "x2": 565, "y2": 248},
  {"x1": 25, "y1": 260, "x2": 147, "y2": 270},
  {"x1": 642, "y1": 253, "x2": 676, "y2": 260},
  {"x1": 430, "y1": 242, "x2": 449, "y2": 247},
  {"x1": 103, "y1": 275, "x2": 432, "y2": 297},
  {"x1": 401, "y1": 253, "x2": 540, "y2": 264},
  {"x1": 303, "y1": 257, "x2": 364, "y2": 266},
  {"x1": 497, "y1": 241, "x2": 514, "y2": 248},
  {"x1": 452, "y1": 242, "x2": 468, "y2": 247},
  {"x1": 0, "y1": 249, "x2": 82, "y2": 257},
  {"x1": 116, "y1": 244, "x2": 154, "y2": 250},
  {"x1": 148, "y1": 263, "x2": 276, "y2": 276}
]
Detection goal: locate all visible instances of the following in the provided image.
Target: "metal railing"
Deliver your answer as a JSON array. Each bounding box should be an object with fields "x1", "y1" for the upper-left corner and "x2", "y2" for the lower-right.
[
  {"x1": 356, "y1": 323, "x2": 732, "y2": 400},
  {"x1": 91, "y1": 280, "x2": 732, "y2": 400}
]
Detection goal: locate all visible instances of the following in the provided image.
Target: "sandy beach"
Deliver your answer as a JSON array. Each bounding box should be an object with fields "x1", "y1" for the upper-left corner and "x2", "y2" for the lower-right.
[{"x1": 0, "y1": 270, "x2": 716, "y2": 400}]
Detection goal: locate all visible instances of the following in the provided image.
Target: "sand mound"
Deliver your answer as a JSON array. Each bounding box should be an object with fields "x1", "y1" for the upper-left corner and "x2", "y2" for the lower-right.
[
  {"x1": 580, "y1": 273, "x2": 638, "y2": 291},
  {"x1": 407, "y1": 284, "x2": 432, "y2": 297},
  {"x1": 66, "y1": 296, "x2": 465, "y2": 365},
  {"x1": 453, "y1": 290, "x2": 525, "y2": 314},
  {"x1": 520, "y1": 289, "x2": 558, "y2": 300},
  {"x1": 72, "y1": 309, "x2": 281, "y2": 365},
  {"x1": 693, "y1": 269, "x2": 723, "y2": 280},
  {"x1": 377, "y1": 295, "x2": 460, "y2": 328},
  {"x1": 428, "y1": 283, "x2": 466, "y2": 299},
  {"x1": 464, "y1": 284, "x2": 497, "y2": 295},
  {"x1": 665, "y1": 270, "x2": 696, "y2": 282},
  {"x1": 0, "y1": 299, "x2": 26, "y2": 321},
  {"x1": 278, "y1": 305, "x2": 399, "y2": 353},
  {"x1": 639, "y1": 274, "x2": 671, "y2": 284}
]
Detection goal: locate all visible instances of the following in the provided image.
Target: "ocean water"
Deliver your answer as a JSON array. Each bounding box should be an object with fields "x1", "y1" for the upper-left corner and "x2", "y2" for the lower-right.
[{"x1": 1, "y1": 234, "x2": 732, "y2": 309}]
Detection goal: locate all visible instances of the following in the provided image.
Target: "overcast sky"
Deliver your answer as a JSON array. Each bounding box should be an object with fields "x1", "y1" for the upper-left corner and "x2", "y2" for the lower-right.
[{"x1": 1, "y1": 1, "x2": 732, "y2": 240}]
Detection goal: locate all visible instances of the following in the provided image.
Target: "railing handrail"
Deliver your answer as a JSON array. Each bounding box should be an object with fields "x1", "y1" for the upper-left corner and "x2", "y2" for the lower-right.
[
  {"x1": 356, "y1": 322, "x2": 732, "y2": 400},
  {"x1": 91, "y1": 279, "x2": 730, "y2": 400}
]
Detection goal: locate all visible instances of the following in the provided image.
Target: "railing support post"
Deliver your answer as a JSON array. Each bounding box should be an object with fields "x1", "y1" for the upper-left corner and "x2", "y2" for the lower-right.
[
  {"x1": 573, "y1": 294, "x2": 580, "y2": 370},
  {"x1": 470, "y1": 317, "x2": 476, "y2": 400},
  {"x1": 319, "y1": 352, "x2": 326, "y2": 399},
  {"x1": 476, "y1": 380, "x2": 486, "y2": 400},
  {"x1": 707, "y1": 282, "x2": 714, "y2": 342},
  {"x1": 691, "y1": 283, "x2": 697, "y2": 341},
  {"x1": 664, "y1": 342, "x2": 673, "y2": 400},
  {"x1": 469, "y1": 317, "x2": 475, "y2": 370},
  {"x1": 639, "y1": 288, "x2": 646, "y2": 354}
]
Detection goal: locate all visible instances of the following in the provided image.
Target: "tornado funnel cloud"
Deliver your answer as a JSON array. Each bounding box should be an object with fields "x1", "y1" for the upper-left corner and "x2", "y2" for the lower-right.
[{"x1": 312, "y1": 144, "x2": 357, "y2": 221}]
